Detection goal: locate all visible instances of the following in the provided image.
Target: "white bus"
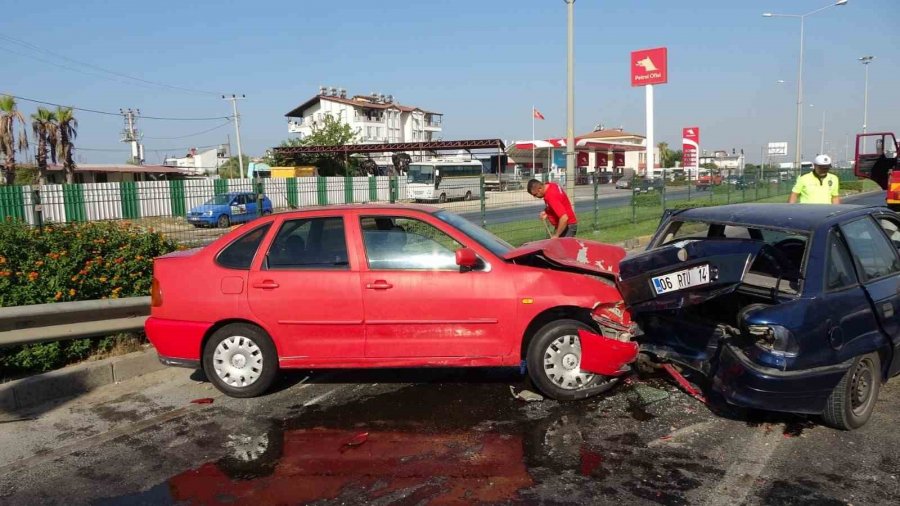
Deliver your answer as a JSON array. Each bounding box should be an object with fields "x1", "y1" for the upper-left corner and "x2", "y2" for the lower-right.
[{"x1": 406, "y1": 160, "x2": 483, "y2": 203}]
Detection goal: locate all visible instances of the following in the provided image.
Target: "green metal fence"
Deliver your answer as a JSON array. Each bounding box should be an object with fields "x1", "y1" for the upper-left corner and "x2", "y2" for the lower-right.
[{"x1": 0, "y1": 168, "x2": 864, "y2": 247}]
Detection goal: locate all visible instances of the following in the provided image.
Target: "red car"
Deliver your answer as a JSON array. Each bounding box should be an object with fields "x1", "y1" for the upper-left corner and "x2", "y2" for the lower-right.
[{"x1": 146, "y1": 205, "x2": 637, "y2": 400}]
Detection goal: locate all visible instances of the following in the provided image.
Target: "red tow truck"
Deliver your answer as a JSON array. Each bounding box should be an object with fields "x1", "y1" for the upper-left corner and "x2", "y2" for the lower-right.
[{"x1": 854, "y1": 132, "x2": 900, "y2": 210}]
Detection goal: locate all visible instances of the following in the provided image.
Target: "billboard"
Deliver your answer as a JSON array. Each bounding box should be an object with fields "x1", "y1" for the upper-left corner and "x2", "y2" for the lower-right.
[
  {"x1": 682, "y1": 127, "x2": 700, "y2": 169},
  {"x1": 631, "y1": 47, "x2": 668, "y2": 87},
  {"x1": 767, "y1": 142, "x2": 788, "y2": 157}
]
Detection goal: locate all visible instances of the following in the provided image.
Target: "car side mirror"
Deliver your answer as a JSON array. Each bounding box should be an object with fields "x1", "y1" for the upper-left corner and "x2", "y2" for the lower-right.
[{"x1": 455, "y1": 247, "x2": 478, "y2": 272}]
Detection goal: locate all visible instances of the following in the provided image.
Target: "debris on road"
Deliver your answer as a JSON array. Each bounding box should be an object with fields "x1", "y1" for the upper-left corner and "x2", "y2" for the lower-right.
[
  {"x1": 632, "y1": 384, "x2": 670, "y2": 405},
  {"x1": 190, "y1": 398, "x2": 215, "y2": 405},
  {"x1": 340, "y1": 432, "x2": 369, "y2": 452},
  {"x1": 510, "y1": 386, "x2": 544, "y2": 402},
  {"x1": 661, "y1": 364, "x2": 707, "y2": 404}
]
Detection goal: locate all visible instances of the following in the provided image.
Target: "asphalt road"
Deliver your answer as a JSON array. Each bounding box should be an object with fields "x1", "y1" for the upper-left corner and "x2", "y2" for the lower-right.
[{"x1": 1, "y1": 347, "x2": 899, "y2": 505}]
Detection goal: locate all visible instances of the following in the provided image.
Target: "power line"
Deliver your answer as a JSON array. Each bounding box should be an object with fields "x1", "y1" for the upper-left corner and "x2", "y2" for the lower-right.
[
  {"x1": 0, "y1": 34, "x2": 222, "y2": 96},
  {"x1": 4, "y1": 93, "x2": 231, "y2": 121},
  {"x1": 142, "y1": 120, "x2": 232, "y2": 140}
]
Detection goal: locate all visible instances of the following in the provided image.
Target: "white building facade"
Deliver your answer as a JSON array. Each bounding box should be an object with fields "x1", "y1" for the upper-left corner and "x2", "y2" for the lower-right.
[
  {"x1": 163, "y1": 146, "x2": 230, "y2": 177},
  {"x1": 285, "y1": 88, "x2": 442, "y2": 145}
]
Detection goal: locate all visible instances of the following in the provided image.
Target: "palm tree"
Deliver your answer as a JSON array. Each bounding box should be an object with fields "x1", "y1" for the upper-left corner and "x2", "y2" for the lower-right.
[
  {"x1": 0, "y1": 95, "x2": 29, "y2": 185},
  {"x1": 657, "y1": 141, "x2": 671, "y2": 168},
  {"x1": 31, "y1": 107, "x2": 58, "y2": 186},
  {"x1": 55, "y1": 107, "x2": 78, "y2": 184}
]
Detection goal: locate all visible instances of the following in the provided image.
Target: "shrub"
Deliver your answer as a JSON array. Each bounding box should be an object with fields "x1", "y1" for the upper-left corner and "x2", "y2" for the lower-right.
[
  {"x1": 632, "y1": 193, "x2": 662, "y2": 208},
  {"x1": 0, "y1": 218, "x2": 178, "y2": 374}
]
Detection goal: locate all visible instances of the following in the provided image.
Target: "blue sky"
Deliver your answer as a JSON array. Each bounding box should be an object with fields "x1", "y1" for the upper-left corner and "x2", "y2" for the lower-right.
[{"x1": 3, "y1": 0, "x2": 897, "y2": 165}]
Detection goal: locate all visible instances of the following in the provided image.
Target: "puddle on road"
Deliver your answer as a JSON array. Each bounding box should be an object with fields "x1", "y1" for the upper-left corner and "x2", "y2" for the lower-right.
[{"x1": 101, "y1": 372, "x2": 724, "y2": 505}]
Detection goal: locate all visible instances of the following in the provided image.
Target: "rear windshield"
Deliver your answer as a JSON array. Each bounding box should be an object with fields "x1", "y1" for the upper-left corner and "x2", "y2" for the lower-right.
[{"x1": 656, "y1": 220, "x2": 808, "y2": 293}]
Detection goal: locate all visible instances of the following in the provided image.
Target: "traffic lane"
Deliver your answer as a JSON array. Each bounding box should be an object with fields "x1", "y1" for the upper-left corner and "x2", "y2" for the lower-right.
[{"x1": 2, "y1": 366, "x2": 900, "y2": 504}]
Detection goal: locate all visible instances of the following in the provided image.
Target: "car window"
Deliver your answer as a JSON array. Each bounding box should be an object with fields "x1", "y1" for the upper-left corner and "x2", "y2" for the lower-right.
[
  {"x1": 216, "y1": 224, "x2": 271, "y2": 270},
  {"x1": 877, "y1": 217, "x2": 900, "y2": 250},
  {"x1": 825, "y1": 228, "x2": 858, "y2": 291},
  {"x1": 841, "y1": 217, "x2": 900, "y2": 281},
  {"x1": 266, "y1": 217, "x2": 348, "y2": 270},
  {"x1": 362, "y1": 216, "x2": 462, "y2": 270}
]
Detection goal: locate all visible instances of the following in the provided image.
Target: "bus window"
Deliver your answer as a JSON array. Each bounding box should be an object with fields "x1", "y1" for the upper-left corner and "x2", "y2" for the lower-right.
[{"x1": 408, "y1": 164, "x2": 434, "y2": 183}]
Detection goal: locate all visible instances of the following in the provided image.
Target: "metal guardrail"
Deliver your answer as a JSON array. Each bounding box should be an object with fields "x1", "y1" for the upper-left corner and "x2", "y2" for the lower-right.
[{"x1": 0, "y1": 297, "x2": 149, "y2": 347}]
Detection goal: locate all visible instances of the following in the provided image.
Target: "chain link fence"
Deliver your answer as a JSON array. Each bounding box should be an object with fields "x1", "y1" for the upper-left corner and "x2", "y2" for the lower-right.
[{"x1": 0, "y1": 168, "x2": 860, "y2": 248}]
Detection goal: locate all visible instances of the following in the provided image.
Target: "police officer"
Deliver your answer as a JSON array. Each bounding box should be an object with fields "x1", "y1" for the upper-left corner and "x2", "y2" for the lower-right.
[{"x1": 788, "y1": 154, "x2": 841, "y2": 204}]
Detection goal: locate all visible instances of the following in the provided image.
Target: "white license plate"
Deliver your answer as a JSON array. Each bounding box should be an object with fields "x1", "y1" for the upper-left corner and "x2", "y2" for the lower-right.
[{"x1": 651, "y1": 264, "x2": 711, "y2": 295}]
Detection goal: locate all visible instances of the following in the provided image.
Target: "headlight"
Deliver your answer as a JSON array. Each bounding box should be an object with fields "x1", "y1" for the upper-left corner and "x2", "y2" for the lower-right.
[
  {"x1": 748, "y1": 324, "x2": 798, "y2": 357},
  {"x1": 204, "y1": 210, "x2": 214, "y2": 217}
]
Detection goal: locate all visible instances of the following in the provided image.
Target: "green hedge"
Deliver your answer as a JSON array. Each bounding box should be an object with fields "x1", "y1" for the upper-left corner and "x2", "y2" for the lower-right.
[{"x1": 0, "y1": 218, "x2": 178, "y2": 375}]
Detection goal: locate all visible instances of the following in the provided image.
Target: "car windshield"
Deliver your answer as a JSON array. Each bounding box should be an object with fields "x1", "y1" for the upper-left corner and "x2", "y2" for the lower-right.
[
  {"x1": 407, "y1": 164, "x2": 434, "y2": 184},
  {"x1": 434, "y1": 210, "x2": 513, "y2": 257},
  {"x1": 205, "y1": 195, "x2": 232, "y2": 205}
]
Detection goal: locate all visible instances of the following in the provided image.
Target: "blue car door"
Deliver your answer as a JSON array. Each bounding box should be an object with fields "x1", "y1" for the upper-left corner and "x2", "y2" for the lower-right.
[
  {"x1": 840, "y1": 216, "x2": 900, "y2": 373},
  {"x1": 244, "y1": 194, "x2": 258, "y2": 220}
]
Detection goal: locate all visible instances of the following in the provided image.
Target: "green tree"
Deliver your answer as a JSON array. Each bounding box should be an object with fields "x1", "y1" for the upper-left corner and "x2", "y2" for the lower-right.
[
  {"x1": 0, "y1": 95, "x2": 29, "y2": 185},
  {"x1": 31, "y1": 107, "x2": 58, "y2": 186},
  {"x1": 272, "y1": 114, "x2": 359, "y2": 176},
  {"x1": 218, "y1": 156, "x2": 250, "y2": 179},
  {"x1": 55, "y1": 107, "x2": 78, "y2": 184}
]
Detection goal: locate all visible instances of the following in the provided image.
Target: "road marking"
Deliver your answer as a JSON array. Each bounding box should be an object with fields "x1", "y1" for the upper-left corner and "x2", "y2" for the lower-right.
[{"x1": 705, "y1": 428, "x2": 783, "y2": 506}]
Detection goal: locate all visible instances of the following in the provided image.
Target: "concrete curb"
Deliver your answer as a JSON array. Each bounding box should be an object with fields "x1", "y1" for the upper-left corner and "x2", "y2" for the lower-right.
[{"x1": 0, "y1": 346, "x2": 164, "y2": 413}]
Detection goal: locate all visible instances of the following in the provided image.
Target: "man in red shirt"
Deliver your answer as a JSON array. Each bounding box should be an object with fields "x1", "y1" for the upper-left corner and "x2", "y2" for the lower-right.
[{"x1": 527, "y1": 179, "x2": 578, "y2": 238}]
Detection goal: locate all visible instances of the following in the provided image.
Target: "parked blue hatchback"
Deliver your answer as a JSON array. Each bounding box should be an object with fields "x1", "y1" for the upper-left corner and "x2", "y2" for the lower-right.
[
  {"x1": 618, "y1": 204, "x2": 900, "y2": 429},
  {"x1": 187, "y1": 192, "x2": 273, "y2": 228}
]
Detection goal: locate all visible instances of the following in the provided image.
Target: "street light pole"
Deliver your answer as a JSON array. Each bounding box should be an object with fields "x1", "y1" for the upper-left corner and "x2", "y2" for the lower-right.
[
  {"x1": 223, "y1": 94, "x2": 246, "y2": 179},
  {"x1": 763, "y1": 0, "x2": 848, "y2": 168},
  {"x1": 859, "y1": 56, "x2": 874, "y2": 134},
  {"x1": 564, "y1": 0, "x2": 576, "y2": 200},
  {"x1": 820, "y1": 109, "x2": 826, "y2": 155}
]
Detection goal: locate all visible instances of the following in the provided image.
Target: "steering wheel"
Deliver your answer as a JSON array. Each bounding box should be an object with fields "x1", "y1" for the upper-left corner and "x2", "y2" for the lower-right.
[{"x1": 772, "y1": 238, "x2": 806, "y2": 270}]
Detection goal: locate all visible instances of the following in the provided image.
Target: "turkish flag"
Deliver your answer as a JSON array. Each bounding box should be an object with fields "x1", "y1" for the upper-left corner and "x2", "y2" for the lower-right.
[{"x1": 533, "y1": 108, "x2": 545, "y2": 120}]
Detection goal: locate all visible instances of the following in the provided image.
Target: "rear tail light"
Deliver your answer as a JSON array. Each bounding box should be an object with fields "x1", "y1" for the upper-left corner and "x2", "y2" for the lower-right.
[
  {"x1": 889, "y1": 191, "x2": 900, "y2": 202},
  {"x1": 747, "y1": 324, "x2": 798, "y2": 357},
  {"x1": 151, "y1": 277, "x2": 162, "y2": 307}
]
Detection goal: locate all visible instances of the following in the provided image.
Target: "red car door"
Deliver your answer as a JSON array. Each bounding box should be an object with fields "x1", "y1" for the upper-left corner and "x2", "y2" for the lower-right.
[
  {"x1": 357, "y1": 212, "x2": 516, "y2": 358},
  {"x1": 247, "y1": 214, "x2": 365, "y2": 360}
]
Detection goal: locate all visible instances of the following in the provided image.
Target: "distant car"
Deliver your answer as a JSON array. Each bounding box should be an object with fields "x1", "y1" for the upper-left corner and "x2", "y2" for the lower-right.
[
  {"x1": 733, "y1": 176, "x2": 757, "y2": 190},
  {"x1": 147, "y1": 204, "x2": 638, "y2": 400},
  {"x1": 619, "y1": 204, "x2": 900, "y2": 429},
  {"x1": 633, "y1": 177, "x2": 664, "y2": 193},
  {"x1": 187, "y1": 192, "x2": 273, "y2": 228},
  {"x1": 615, "y1": 177, "x2": 633, "y2": 190}
]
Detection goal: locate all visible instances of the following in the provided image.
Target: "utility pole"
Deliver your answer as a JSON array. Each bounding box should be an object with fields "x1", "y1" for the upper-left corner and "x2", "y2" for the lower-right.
[
  {"x1": 564, "y1": 0, "x2": 576, "y2": 199},
  {"x1": 119, "y1": 108, "x2": 143, "y2": 165},
  {"x1": 859, "y1": 56, "x2": 874, "y2": 135},
  {"x1": 223, "y1": 94, "x2": 246, "y2": 179}
]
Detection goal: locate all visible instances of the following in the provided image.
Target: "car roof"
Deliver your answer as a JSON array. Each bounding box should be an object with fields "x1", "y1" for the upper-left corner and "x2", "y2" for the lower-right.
[
  {"x1": 672, "y1": 203, "x2": 881, "y2": 232},
  {"x1": 274, "y1": 203, "x2": 442, "y2": 215}
]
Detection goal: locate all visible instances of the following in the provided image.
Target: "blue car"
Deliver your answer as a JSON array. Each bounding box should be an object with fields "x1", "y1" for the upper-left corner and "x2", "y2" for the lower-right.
[
  {"x1": 618, "y1": 204, "x2": 900, "y2": 429},
  {"x1": 187, "y1": 192, "x2": 273, "y2": 228}
]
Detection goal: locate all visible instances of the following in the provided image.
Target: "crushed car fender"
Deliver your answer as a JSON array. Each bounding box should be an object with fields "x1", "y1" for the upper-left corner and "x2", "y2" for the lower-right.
[{"x1": 578, "y1": 329, "x2": 638, "y2": 376}]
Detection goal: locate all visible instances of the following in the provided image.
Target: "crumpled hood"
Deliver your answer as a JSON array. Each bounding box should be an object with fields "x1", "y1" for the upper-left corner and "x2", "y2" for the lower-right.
[
  {"x1": 503, "y1": 238, "x2": 626, "y2": 277},
  {"x1": 618, "y1": 239, "x2": 766, "y2": 313}
]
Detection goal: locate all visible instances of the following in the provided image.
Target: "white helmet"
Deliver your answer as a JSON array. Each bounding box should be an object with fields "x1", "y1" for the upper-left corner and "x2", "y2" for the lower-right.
[{"x1": 814, "y1": 154, "x2": 832, "y2": 166}]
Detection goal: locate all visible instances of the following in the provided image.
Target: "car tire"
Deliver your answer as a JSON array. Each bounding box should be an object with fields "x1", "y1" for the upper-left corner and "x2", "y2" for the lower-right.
[
  {"x1": 438, "y1": 193, "x2": 447, "y2": 203},
  {"x1": 464, "y1": 190, "x2": 472, "y2": 201},
  {"x1": 822, "y1": 352, "x2": 881, "y2": 430},
  {"x1": 202, "y1": 323, "x2": 279, "y2": 398},
  {"x1": 217, "y1": 215, "x2": 231, "y2": 228},
  {"x1": 526, "y1": 319, "x2": 619, "y2": 401}
]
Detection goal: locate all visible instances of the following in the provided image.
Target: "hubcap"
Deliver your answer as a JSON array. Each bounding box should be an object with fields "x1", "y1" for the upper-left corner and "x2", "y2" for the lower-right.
[
  {"x1": 213, "y1": 335, "x2": 264, "y2": 388},
  {"x1": 543, "y1": 334, "x2": 594, "y2": 390},
  {"x1": 850, "y1": 358, "x2": 874, "y2": 415}
]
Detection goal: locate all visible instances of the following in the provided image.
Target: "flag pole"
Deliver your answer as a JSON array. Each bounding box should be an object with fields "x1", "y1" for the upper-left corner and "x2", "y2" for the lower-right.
[{"x1": 532, "y1": 105, "x2": 536, "y2": 174}]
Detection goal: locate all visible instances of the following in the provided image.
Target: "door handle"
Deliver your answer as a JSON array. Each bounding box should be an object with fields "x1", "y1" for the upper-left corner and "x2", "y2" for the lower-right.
[
  {"x1": 883, "y1": 302, "x2": 894, "y2": 318},
  {"x1": 252, "y1": 280, "x2": 280, "y2": 289},
  {"x1": 366, "y1": 280, "x2": 393, "y2": 290}
]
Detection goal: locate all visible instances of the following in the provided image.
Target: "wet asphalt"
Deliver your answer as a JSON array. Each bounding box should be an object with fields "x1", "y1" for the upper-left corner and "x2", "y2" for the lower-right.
[{"x1": 1, "y1": 362, "x2": 900, "y2": 505}]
